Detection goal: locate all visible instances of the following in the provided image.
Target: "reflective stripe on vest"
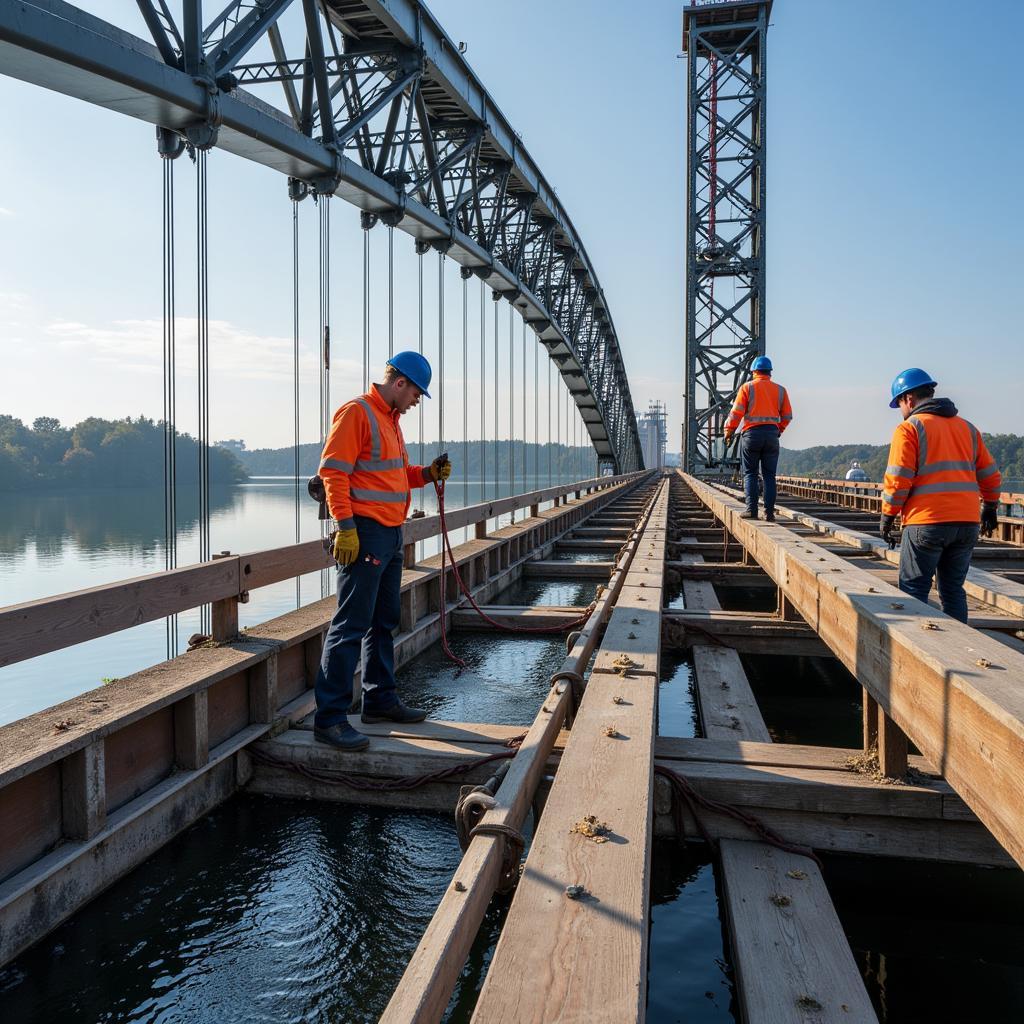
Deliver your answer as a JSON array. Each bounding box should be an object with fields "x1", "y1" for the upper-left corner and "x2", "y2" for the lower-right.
[
  {"x1": 355, "y1": 398, "x2": 382, "y2": 460},
  {"x1": 906, "y1": 415, "x2": 980, "y2": 503},
  {"x1": 350, "y1": 487, "x2": 407, "y2": 503},
  {"x1": 320, "y1": 457, "x2": 354, "y2": 473}
]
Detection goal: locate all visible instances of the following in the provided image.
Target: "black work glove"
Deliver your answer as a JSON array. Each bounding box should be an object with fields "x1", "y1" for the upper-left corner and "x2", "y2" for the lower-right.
[
  {"x1": 981, "y1": 502, "x2": 998, "y2": 538},
  {"x1": 879, "y1": 513, "x2": 897, "y2": 549}
]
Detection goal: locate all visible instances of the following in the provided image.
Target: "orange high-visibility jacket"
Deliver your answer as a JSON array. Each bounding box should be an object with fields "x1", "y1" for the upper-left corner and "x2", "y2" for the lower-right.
[
  {"x1": 319, "y1": 386, "x2": 428, "y2": 528},
  {"x1": 881, "y1": 408, "x2": 1001, "y2": 525},
  {"x1": 724, "y1": 372, "x2": 793, "y2": 435}
]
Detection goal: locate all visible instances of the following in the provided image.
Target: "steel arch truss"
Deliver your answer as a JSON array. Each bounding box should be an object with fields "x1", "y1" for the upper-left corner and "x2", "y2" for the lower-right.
[
  {"x1": 683, "y1": 1, "x2": 769, "y2": 472},
  {"x1": 0, "y1": 0, "x2": 641, "y2": 471}
]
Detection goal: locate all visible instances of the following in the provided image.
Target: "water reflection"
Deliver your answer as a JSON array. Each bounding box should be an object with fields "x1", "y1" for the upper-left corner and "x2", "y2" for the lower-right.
[
  {"x1": 0, "y1": 485, "x2": 240, "y2": 563},
  {"x1": 0, "y1": 796, "x2": 488, "y2": 1023}
]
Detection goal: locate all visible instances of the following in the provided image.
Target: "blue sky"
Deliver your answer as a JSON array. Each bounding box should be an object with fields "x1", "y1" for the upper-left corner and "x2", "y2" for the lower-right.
[{"x1": 1, "y1": 0, "x2": 1021, "y2": 452}]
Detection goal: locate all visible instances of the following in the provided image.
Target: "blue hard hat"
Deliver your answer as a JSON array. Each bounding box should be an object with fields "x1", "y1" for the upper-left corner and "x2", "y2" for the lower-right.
[
  {"x1": 889, "y1": 367, "x2": 937, "y2": 408},
  {"x1": 387, "y1": 351, "x2": 432, "y2": 398},
  {"x1": 752, "y1": 356, "x2": 773, "y2": 373}
]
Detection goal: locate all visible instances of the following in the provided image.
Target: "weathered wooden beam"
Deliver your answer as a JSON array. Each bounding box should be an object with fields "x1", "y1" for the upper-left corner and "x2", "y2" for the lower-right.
[
  {"x1": 684, "y1": 471, "x2": 1024, "y2": 868},
  {"x1": 719, "y1": 840, "x2": 879, "y2": 1022},
  {"x1": 662, "y1": 609, "x2": 831, "y2": 657},
  {"x1": 449, "y1": 605, "x2": 589, "y2": 630},
  {"x1": 523, "y1": 560, "x2": 614, "y2": 578},
  {"x1": 469, "y1": 481, "x2": 669, "y2": 1022},
  {"x1": 380, "y1": 482, "x2": 662, "y2": 1024}
]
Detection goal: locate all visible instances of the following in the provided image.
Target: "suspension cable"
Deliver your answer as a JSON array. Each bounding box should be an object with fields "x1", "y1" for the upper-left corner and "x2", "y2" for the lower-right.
[
  {"x1": 479, "y1": 279, "x2": 486, "y2": 504},
  {"x1": 438, "y1": 251, "x2": 445, "y2": 459},
  {"x1": 387, "y1": 226, "x2": 394, "y2": 359},
  {"x1": 362, "y1": 227, "x2": 370, "y2": 393},
  {"x1": 521, "y1": 318, "x2": 526, "y2": 495},
  {"x1": 493, "y1": 294, "x2": 499, "y2": 501},
  {"x1": 533, "y1": 329, "x2": 538, "y2": 487},
  {"x1": 547, "y1": 356, "x2": 553, "y2": 486},
  {"x1": 320, "y1": 196, "x2": 332, "y2": 599},
  {"x1": 196, "y1": 149, "x2": 211, "y2": 634},
  {"x1": 293, "y1": 198, "x2": 301, "y2": 607},
  {"x1": 462, "y1": 271, "x2": 468, "y2": 513},
  {"x1": 418, "y1": 249, "x2": 424, "y2": 472},
  {"x1": 161, "y1": 155, "x2": 178, "y2": 659},
  {"x1": 508, "y1": 303, "x2": 514, "y2": 515}
]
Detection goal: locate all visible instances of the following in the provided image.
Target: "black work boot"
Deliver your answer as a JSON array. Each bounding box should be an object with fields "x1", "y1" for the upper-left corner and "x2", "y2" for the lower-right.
[
  {"x1": 361, "y1": 701, "x2": 428, "y2": 725},
  {"x1": 740, "y1": 509, "x2": 758, "y2": 520},
  {"x1": 314, "y1": 722, "x2": 370, "y2": 751},
  {"x1": 764, "y1": 510, "x2": 776, "y2": 522}
]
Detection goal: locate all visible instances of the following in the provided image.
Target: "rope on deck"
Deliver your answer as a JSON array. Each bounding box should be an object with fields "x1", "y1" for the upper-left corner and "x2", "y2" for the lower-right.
[{"x1": 655, "y1": 763, "x2": 823, "y2": 868}]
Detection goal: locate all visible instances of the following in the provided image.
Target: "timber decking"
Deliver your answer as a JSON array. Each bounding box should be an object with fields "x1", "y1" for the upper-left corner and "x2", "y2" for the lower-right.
[
  {"x1": 670, "y1": 478, "x2": 877, "y2": 1022},
  {"x1": 467, "y1": 479, "x2": 669, "y2": 1022}
]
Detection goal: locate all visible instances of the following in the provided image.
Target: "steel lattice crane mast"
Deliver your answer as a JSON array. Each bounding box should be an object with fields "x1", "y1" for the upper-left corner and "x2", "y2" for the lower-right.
[{"x1": 682, "y1": 1, "x2": 771, "y2": 472}]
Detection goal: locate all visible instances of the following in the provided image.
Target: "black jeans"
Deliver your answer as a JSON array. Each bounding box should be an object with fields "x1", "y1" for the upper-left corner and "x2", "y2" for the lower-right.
[
  {"x1": 741, "y1": 426, "x2": 780, "y2": 514},
  {"x1": 898, "y1": 522, "x2": 979, "y2": 623}
]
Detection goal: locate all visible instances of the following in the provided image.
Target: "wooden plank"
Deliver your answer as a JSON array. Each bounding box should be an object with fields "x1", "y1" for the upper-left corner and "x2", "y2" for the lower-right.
[
  {"x1": 659, "y1": 800, "x2": 1014, "y2": 867},
  {"x1": 720, "y1": 840, "x2": 880, "y2": 1023},
  {"x1": 0, "y1": 557, "x2": 241, "y2": 669},
  {"x1": 449, "y1": 605, "x2": 588, "y2": 629},
  {"x1": 469, "y1": 481, "x2": 668, "y2": 1022},
  {"x1": 381, "y1": 482, "x2": 661, "y2": 1024},
  {"x1": 524, "y1": 560, "x2": 614, "y2": 578},
  {"x1": 692, "y1": 646, "x2": 773, "y2": 744},
  {"x1": 0, "y1": 765, "x2": 62, "y2": 883},
  {"x1": 652, "y1": 736, "x2": 940, "y2": 776},
  {"x1": 685, "y1": 472, "x2": 1024, "y2": 868},
  {"x1": 60, "y1": 739, "x2": 105, "y2": 840}
]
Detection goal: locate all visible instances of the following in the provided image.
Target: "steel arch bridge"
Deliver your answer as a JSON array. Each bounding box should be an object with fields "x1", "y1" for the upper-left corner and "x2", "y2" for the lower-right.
[{"x1": 0, "y1": 0, "x2": 644, "y2": 472}]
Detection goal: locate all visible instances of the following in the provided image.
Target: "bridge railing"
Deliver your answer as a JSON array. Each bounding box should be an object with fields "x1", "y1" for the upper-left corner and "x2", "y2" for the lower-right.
[
  {"x1": 776, "y1": 475, "x2": 1024, "y2": 544},
  {"x1": 0, "y1": 474, "x2": 643, "y2": 671}
]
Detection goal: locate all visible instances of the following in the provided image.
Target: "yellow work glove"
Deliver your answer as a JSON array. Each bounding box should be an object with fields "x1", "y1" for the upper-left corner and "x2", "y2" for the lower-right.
[
  {"x1": 723, "y1": 432, "x2": 734, "y2": 445},
  {"x1": 332, "y1": 527, "x2": 359, "y2": 566},
  {"x1": 428, "y1": 456, "x2": 452, "y2": 483}
]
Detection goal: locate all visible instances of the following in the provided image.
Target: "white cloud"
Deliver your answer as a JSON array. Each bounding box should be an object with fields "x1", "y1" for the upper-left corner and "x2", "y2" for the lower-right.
[
  {"x1": 44, "y1": 316, "x2": 363, "y2": 383},
  {"x1": 0, "y1": 207, "x2": 13, "y2": 217}
]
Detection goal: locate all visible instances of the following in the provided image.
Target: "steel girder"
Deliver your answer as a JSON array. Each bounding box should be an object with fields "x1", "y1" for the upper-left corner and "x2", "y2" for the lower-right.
[
  {"x1": 683, "y1": 1, "x2": 769, "y2": 472},
  {"x1": 0, "y1": 0, "x2": 642, "y2": 471}
]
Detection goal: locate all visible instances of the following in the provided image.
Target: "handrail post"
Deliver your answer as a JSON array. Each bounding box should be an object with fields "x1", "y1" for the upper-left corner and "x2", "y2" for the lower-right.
[{"x1": 211, "y1": 551, "x2": 239, "y2": 642}]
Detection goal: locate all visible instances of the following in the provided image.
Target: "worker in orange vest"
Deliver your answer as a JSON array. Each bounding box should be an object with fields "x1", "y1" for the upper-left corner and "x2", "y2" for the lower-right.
[
  {"x1": 881, "y1": 368, "x2": 1001, "y2": 623},
  {"x1": 314, "y1": 352, "x2": 452, "y2": 750},
  {"x1": 723, "y1": 355, "x2": 793, "y2": 521}
]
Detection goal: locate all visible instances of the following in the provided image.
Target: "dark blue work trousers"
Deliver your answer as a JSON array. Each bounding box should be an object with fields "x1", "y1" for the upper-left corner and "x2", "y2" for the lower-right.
[
  {"x1": 898, "y1": 522, "x2": 979, "y2": 624},
  {"x1": 741, "y1": 426, "x2": 780, "y2": 515},
  {"x1": 314, "y1": 515, "x2": 405, "y2": 728}
]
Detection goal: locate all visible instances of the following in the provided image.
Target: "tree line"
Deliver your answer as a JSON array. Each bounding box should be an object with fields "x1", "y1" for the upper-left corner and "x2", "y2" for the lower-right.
[
  {"x1": 0, "y1": 415, "x2": 247, "y2": 491},
  {"x1": 778, "y1": 434, "x2": 1024, "y2": 483}
]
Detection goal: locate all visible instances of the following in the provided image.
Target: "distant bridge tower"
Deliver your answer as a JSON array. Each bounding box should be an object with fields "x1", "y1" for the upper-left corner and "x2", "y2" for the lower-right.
[
  {"x1": 683, "y1": 1, "x2": 771, "y2": 472},
  {"x1": 639, "y1": 401, "x2": 668, "y2": 471}
]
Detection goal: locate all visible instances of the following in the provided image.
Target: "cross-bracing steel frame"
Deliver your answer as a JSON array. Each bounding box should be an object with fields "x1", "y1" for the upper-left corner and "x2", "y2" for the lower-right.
[
  {"x1": 0, "y1": 0, "x2": 642, "y2": 471},
  {"x1": 683, "y1": 1, "x2": 769, "y2": 472}
]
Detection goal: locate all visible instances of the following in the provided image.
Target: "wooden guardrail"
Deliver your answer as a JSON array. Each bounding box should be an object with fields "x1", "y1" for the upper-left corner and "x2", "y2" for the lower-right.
[
  {"x1": 0, "y1": 473, "x2": 641, "y2": 670},
  {"x1": 776, "y1": 475, "x2": 1024, "y2": 545}
]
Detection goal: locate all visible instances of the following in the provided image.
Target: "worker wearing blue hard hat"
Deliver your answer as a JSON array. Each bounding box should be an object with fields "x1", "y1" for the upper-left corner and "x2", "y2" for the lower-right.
[
  {"x1": 311, "y1": 352, "x2": 452, "y2": 751},
  {"x1": 723, "y1": 354, "x2": 793, "y2": 521},
  {"x1": 880, "y1": 367, "x2": 1001, "y2": 623}
]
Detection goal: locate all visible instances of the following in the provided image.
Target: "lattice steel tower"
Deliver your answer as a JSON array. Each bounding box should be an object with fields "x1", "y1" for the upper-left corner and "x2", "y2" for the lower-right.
[{"x1": 683, "y1": 1, "x2": 770, "y2": 471}]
